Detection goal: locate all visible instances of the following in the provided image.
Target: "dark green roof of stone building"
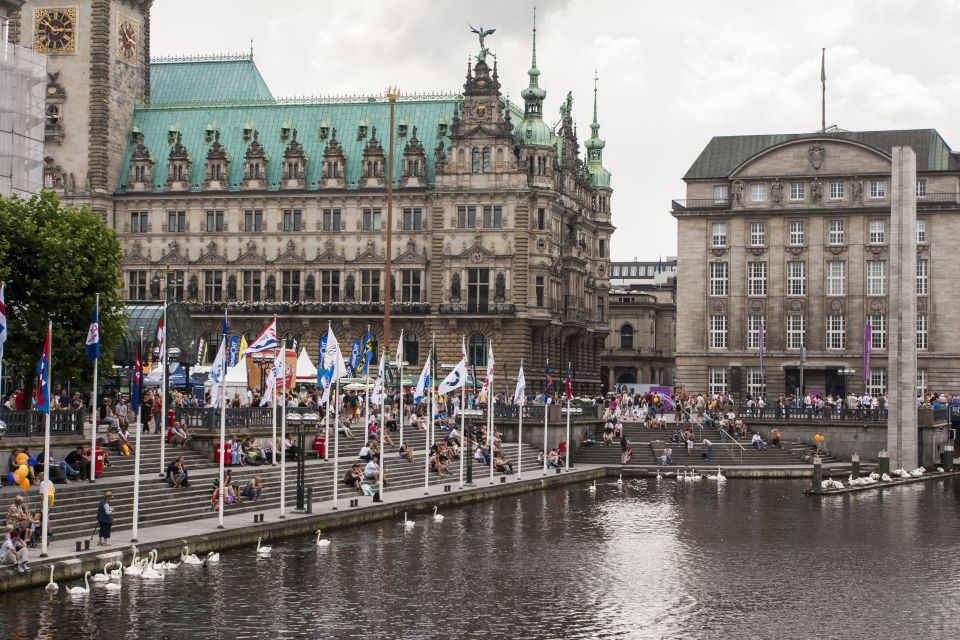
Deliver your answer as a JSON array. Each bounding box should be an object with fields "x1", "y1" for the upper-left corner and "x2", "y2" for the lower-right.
[
  {"x1": 684, "y1": 129, "x2": 960, "y2": 180},
  {"x1": 149, "y1": 54, "x2": 274, "y2": 105}
]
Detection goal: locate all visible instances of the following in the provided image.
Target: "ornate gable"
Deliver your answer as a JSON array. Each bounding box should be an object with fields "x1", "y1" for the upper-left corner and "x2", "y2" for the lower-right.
[
  {"x1": 315, "y1": 238, "x2": 345, "y2": 263},
  {"x1": 354, "y1": 239, "x2": 384, "y2": 264},
  {"x1": 196, "y1": 241, "x2": 226, "y2": 265},
  {"x1": 395, "y1": 238, "x2": 427, "y2": 265},
  {"x1": 274, "y1": 239, "x2": 305, "y2": 265},
  {"x1": 157, "y1": 240, "x2": 188, "y2": 266}
]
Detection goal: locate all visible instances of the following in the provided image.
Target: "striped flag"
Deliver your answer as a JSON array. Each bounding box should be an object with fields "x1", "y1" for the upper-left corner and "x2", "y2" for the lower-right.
[
  {"x1": 242, "y1": 319, "x2": 277, "y2": 357},
  {"x1": 34, "y1": 325, "x2": 51, "y2": 413},
  {"x1": 544, "y1": 364, "x2": 554, "y2": 392}
]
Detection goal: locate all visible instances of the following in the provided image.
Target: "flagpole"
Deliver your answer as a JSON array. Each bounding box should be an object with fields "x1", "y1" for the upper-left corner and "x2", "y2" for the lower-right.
[
  {"x1": 40, "y1": 321, "x2": 52, "y2": 557},
  {"x1": 90, "y1": 294, "x2": 99, "y2": 483},
  {"x1": 378, "y1": 355, "x2": 385, "y2": 501},
  {"x1": 131, "y1": 327, "x2": 144, "y2": 542},
  {"x1": 565, "y1": 361, "x2": 572, "y2": 472},
  {"x1": 272, "y1": 315, "x2": 278, "y2": 465},
  {"x1": 517, "y1": 358, "x2": 523, "y2": 480},
  {"x1": 424, "y1": 332, "x2": 433, "y2": 496},
  {"x1": 217, "y1": 313, "x2": 227, "y2": 528},
  {"x1": 398, "y1": 330, "x2": 404, "y2": 466},
  {"x1": 363, "y1": 325, "x2": 371, "y2": 468},
  {"x1": 158, "y1": 298, "x2": 167, "y2": 478},
  {"x1": 543, "y1": 358, "x2": 549, "y2": 476},
  {"x1": 459, "y1": 335, "x2": 465, "y2": 490},
  {"x1": 280, "y1": 338, "x2": 288, "y2": 519},
  {"x1": 332, "y1": 382, "x2": 340, "y2": 510},
  {"x1": 489, "y1": 344, "x2": 495, "y2": 486},
  {"x1": 324, "y1": 322, "x2": 331, "y2": 463}
]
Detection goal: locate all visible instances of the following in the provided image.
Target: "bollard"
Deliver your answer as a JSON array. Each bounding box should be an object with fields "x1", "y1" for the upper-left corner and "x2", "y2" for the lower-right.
[
  {"x1": 372, "y1": 491, "x2": 381, "y2": 503},
  {"x1": 306, "y1": 487, "x2": 313, "y2": 514},
  {"x1": 84, "y1": 540, "x2": 90, "y2": 551},
  {"x1": 444, "y1": 485, "x2": 451, "y2": 493},
  {"x1": 812, "y1": 456, "x2": 823, "y2": 494},
  {"x1": 556, "y1": 467, "x2": 561, "y2": 475},
  {"x1": 943, "y1": 445, "x2": 954, "y2": 472},
  {"x1": 878, "y1": 449, "x2": 890, "y2": 476},
  {"x1": 500, "y1": 476, "x2": 506, "y2": 484},
  {"x1": 349, "y1": 498, "x2": 358, "y2": 508},
  {"x1": 254, "y1": 514, "x2": 259, "y2": 523},
  {"x1": 75, "y1": 541, "x2": 82, "y2": 552},
  {"x1": 851, "y1": 453, "x2": 860, "y2": 480}
]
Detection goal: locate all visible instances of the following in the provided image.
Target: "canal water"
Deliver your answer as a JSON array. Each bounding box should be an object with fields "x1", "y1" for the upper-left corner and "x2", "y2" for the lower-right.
[{"x1": 2, "y1": 477, "x2": 957, "y2": 639}]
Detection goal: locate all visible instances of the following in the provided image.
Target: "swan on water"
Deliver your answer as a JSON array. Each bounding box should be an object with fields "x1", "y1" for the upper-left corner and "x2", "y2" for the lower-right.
[
  {"x1": 588, "y1": 481, "x2": 597, "y2": 494},
  {"x1": 91, "y1": 561, "x2": 112, "y2": 582},
  {"x1": 881, "y1": 473, "x2": 893, "y2": 482},
  {"x1": 67, "y1": 572, "x2": 90, "y2": 595},
  {"x1": 432, "y1": 506, "x2": 445, "y2": 522},
  {"x1": 181, "y1": 546, "x2": 203, "y2": 565},
  {"x1": 45, "y1": 565, "x2": 59, "y2": 593},
  {"x1": 256, "y1": 537, "x2": 272, "y2": 555},
  {"x1": 104, "y1": 581, "x2": 122, "y2": 592},
  {"x1": 403, "y1": 512, "x2": 415, "y2": 529},
  {"x1": 616, "y1": 474, "x2": 623, "y2": 486},
  {"x1": 316, "y1": 531, "x2": 332, "y2": 546},
  {"x1": 204, "y1": 552, "x2": 220, "y2": 564},
  {"x1": 656, "y1": 469, "x2": 662, "y2": 482}
]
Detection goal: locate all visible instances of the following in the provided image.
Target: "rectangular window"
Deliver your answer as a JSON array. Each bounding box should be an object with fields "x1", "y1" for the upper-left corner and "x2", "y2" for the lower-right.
[
  {"x1": 361, "y1": 208, "x2": 382, "y2": 231},
  {"x1": 916, "y1": 178, "x2": 927, "y2": 199},
  {"x1": 787, "y1": 261, "x2": 806, "y2": 296},
  {"x1": 869, "y1": 314, "x2": 886, "y2": 350},
  {"x1": 611, "y1": 266, "x2": 621, "y2": 277},
  {"x1": 598, "y1": 239, "x2": 606, "y2": 258},
  {"x1": 597, "y1": 296, "x2": 605, "y2": 322},
  {"x1": 283, "y1": 209, "x2": 302, "y2": 232},
  {"x1": 204, "y1": 271, "x2": 223, "y2": 302},
  {"x1": 746, "y1": 367, "x2": 765, "y2": 399},
  {"x1": 708, "y1": 367, "x2": 727, "y2": 394},
  {"x1": 709, "y1": 315, "x2": 728, "y2": 349},
  {"x1": 787, "y1": 220, "x2": 805, "y2": 245},
  {"x1": 790, "y1": 182, "x2": 805, "y2": 201},
  {"x1": 747, "y1": 262, "x2": 767, "y2": 297},
  {"x1": 786, "y1": 314, "x2": 805, "y2": 350},
  {"x1": 713, "y1": 185, "x2": 729, "y2": 204},
  {"x1": 749, "y1": 221, "x2": 766, "y2": 246},
  {"x1": 535, "y1": 276, "x2": 545, "y2": 307},
  {"x1": 467, "y1": 268, "x2": 490, "y2": 313},
  {"x1": 243, "y1": 209, "x2": 263, "y2": 232},
  {"x1": 167, "y1": 210, "x2": 186, "y2": 233},
  {"x1": 829, "y1": 220, "x2": 845, "y2": 245},
  {"x1": 830, "y1": 181, "x2": 845, "y2": 200},
  {"x1": 826, "y1": 314, "x2": 846, "y2": 350},
  {"x1": 322, "y1": 208, "x2": 342, "y2": 232},
  {"x1": 916, "y1": 217, "x2": 926, "y2": 243},
  {"x1": 746, "y1": 315, "x2": 765, "y2": 350},
  {"x1": 402, "y1": 207, "x2": 423, "y2": 231},
  {"x1": 127, "y1": 271, "x2": 147, "y2": 300},
  {"x1": 709, "y1": 262, "x2": 729, "y2": 297},
  {"x1": 916, "y1": 258, "x2": 929, "y2": 296},
  {"x1": 320, "y1": 270, "x2": 340, "y2": 302},
  {"x1": 457, "y1": 205, "x2": 477, "y2": 229},
  {"x1": 281, "y1": 270, "x2": 301, "y2": 302},
  {"x1": 917, "y1": 314, "x2": 928, "y2": 350},
  {"x1": 866, "y1": 369, "x2": 886, "y2": 396},
  {"x1": 537, "y1": 207, "x2": 546, "y2": 230},
  {"x1": 361, "y1": 270, "x2": 381, "y2": 302},
  {"x1": 917, "y1": 369, "x2": 928, "y2": 397},
  {"x1": 400, "y1": 269, "x2": 422, "y2": 303},
  {"x1": 869, "y1": 180, "x2": 887, "y2": 199},
  {"x1": 827, "y1": 260, "x2": 846, "y2": 296},
  {"x1": 867, "y1": 261, "x2": 887, "y2": 296},
  {"x1": 751, "y1": 183, "x2": 766, "y2": 202},
  {"x1": 242, "y1": 270, "x2": 261, "y2": 301},
  {"x1": 130, "y1": 211, "x2": 149, "y2": 233},
  {"x1": 481, "y1": 205, "x2": 503, "y2": 229},
  {"x1": 869, "y1": 219, "x2": 885, "y2": 244},
  {"x1": 711, "y1": 222, "x2": 727, "y2": 247},
  {"x1": 205, "y1": 210, "x2": 224, "y2": 232}
]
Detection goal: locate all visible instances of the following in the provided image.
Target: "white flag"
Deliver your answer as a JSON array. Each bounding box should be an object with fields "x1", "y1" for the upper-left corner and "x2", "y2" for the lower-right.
[
  {"x1": 259, "y1": 348, "x2": 285, "y2": 406},
  {"x1": 208, "y1": 340, "x2": 227, "y2": 407},
  {"x1": 438, "y1": 358, "x2": 468, "y2": 395},
  {"x1": 414, "y1": 358, "x2": 430, "y2": 404},
  {"x1": 370, "y1": 354, "x2": 385, "y2": 404},
  {"x1": 321, "y1": 326, "x2": 349, "y2": 406},
  {"x1": 482, "y1": 344, "x2": 495, "y2": 397},
  {"x1": 514, "y1": 364, "x2": 526, "y2": 405},
  {"x1": 395, "y1": 329, "x2": 404, "y2": 366}
]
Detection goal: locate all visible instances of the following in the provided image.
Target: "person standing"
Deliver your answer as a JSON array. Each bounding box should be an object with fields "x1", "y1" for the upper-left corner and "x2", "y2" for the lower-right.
[{"x1": 97, "y1": 491, "x2": 114, "y2": 546}]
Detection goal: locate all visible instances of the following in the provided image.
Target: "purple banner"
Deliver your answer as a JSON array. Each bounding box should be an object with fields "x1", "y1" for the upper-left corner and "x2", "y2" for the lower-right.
[
  {"x1": 759, "y1": 319, "x2": 765, "y2": 378},
  {"x1": 864, "y1": 323, "x2": 872, "y2": 381}
]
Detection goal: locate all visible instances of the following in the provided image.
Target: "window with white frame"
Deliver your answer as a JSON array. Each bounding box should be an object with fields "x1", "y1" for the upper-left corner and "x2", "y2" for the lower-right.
[
  {"x1": 708, "y1": 367, "x2": 727, "y2": 394},
  {"x1": 916, "y1": 217, "x2": 926, "y2": 243},
  {"x1": 828, "y1": 220, "x2": 845, "y2": 244},
  {"x1": 709, "y1": 315, "x2": 728, "y2": 349},
  {"x1": 867, "y1": 261, "x2": 887, "y2": 296},
  {"x1": 917, "y1": 314, "x2": 928, "y2": 350},
  {"x1": 747, "y1": 261, "x2": 767, "y2": 296},
  {"x1": 788, "y1": 220, "x2": 805, "y2": 245},
  {"x1": 751, "y1": 183, "x2": 766, "y2": 202},
  {"x1": 916, "y1": 369, "x2": 928, "y2": 397},
  {"x1": 830, "y1": 181, "x2": 845, "y2": 200},
  {"x1": 869, "y1": 219, "x2": 885, "y2": 244},
  {"x1": 787, "y1": 261, "x2": 806, "y2": 296},
  {"x1": 827, "y1": 260, "x2": 846, "y2": 296},
  {"x1": 916, "y1": 178, "x2": 927, "y2": 199},
  {"x1": 869, "y1": 180, "x2": 886, "y2": 199},
  {"x1": 916, "y1": 258, "x2": 929, "y2": 296},
  {"x1": 713, "y1": 185, "x2": 729, "y2": 203},
  {"x1": 868, "y1": 314, "x2": 886, "y2": 350},
  {"x1": 709, "y1": 262, "x2": 729, "y2": 297},
  {"x1": 790, "y1": 182, "x2": 805, "y2": 201},
  {"x1": 866, "y1": 368, "x2": 886, "y2": 396},
  {"x1": 749, "y1": 221, "x2": 766, "y2": 246},
  {"x1": 746, "y1": 367, "x2": 765, "y2": 399},
  {"x1": 786, "y1": 314, "x2": 805, "y2": 350},
  {"x1": 826, "y1": 314, "x2": 846, "y2": 349},
  {"x1": 712, "y1": 222, "x2": 727, "y2": 247},
  {"x1": 747, "y1": 315, "x2": 765, "y2": 350}
]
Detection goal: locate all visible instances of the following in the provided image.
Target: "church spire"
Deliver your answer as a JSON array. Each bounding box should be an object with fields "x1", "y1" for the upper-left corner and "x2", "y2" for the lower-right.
[
  {"x1": 585, "y1": 70, "x2": 605, "y2": 158},
  {"x1": 520, "y1": 7, "x2": 546, "y2": 117}
]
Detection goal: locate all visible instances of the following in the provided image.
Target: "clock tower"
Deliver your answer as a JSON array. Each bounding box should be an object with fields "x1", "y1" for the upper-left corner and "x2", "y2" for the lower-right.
[{"x1": 7, "y1": 0, "x2": 151, "y2": 217}]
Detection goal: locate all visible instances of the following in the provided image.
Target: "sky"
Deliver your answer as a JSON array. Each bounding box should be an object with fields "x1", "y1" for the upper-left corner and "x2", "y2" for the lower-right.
[{"x1": 151, "y1": 0, "x2": 960, "y2": 261}]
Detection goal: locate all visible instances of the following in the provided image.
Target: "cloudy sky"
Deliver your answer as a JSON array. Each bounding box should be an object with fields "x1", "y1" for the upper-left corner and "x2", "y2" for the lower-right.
[{"x1": 152, "y1": 0, "x2": 960, "y2": 261}]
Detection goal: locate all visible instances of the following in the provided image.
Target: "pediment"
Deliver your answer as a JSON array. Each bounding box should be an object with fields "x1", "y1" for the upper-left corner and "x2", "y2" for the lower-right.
[
  {"x1": 732, "y1": 139, "x2": 892, "y2": 179},
  {"x1": 457, "y1": 242, "x2": 494, "y2": 261},
  {"x1": 158, "y1": 241, "x2": 188, "y2": 265},
  {"x1": 123, "y1": 251, "x2": 152, "y2": 266},
  {"x1": 273, "y1": 250, "x2": 303, "y2": 265},
  {"x1": 354, "y1": 247, "x2": 384, "y2": 264},
  {"x1": 395, "y1": 248, "x2": 426, "y2": 265},
  {"x1": 235, "y1": 250, "x2": 266, "y2": 265},
  {"x1": 196, "y1": 244, "x2": 226, "y2": 265},
  {"x1": 314, "y1": 239, "x2": 345, "y2": 263}
]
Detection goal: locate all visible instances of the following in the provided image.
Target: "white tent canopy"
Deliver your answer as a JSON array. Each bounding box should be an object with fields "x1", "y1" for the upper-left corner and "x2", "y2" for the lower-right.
[{"x1": 296, "y1": 347, "x2": 318, "y2": 383}]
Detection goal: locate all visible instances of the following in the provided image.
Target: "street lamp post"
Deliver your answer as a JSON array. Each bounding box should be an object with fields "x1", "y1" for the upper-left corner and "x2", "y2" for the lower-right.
[
  {"x1": 294, "y1": 412, "x2": 318, "y2": 512},
  {"x1": 384, "y1": 86, "x2": 400, "y2": 354}
]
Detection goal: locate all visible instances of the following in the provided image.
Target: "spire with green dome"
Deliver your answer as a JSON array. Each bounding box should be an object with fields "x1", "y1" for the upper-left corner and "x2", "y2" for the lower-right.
[
  {"x1": 585, "y1": 72, "x2": 611, "y2": 187},
  {"x1": 515, "y1": 8, "x2": 554, "y2": 147}
]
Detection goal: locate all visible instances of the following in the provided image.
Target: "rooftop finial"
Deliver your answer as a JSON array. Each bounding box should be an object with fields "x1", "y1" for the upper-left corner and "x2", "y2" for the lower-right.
[
  {"x1": 585, "y1": 70, "x2": 605, "y2": 156},
  {"x1": 520, "y1": 7, "x2": 546, "y2": 115},
  {"x1": 592, "y1": 69, "x2": 599, "y2": 129},
  {"x1": 531, "y1": 6, "x2": 537, "y2": 70},
  {"x1": 250, "y1": 38, "x2": 254, "y2": 58}
]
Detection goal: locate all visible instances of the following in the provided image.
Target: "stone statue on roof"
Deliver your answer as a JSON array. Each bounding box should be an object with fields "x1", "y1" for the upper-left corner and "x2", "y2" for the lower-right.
[
  {"x1": 560, "y1": 91, "x2": 573, "y2": 120},
  {"x1": 469, "y1": 24, "x2": 496, "y2": 62}
]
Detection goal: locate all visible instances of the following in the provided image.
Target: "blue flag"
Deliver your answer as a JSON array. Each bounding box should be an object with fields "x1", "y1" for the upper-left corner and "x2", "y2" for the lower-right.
[
  {"x1": 84, "y1": 301, "x2": 100, "y2": 363},
  {"x1": 317, "y1": 334, "x2": 330, "y2": 387},
  {"x1": 359, "y1": 331, "x2": 376, "y2": 376},
  {"x1": 349, "y1": 337, "x2": 362, "y2": 376},
  {"x1": 131, "y1": 351, "x2": 142, "y2": 410},
  {"x1": 228, "y1": 335, "x2": 240, "y2": 368},
  {"x1": 34, "y1": 326, "x2": 51, "y2": 413}
]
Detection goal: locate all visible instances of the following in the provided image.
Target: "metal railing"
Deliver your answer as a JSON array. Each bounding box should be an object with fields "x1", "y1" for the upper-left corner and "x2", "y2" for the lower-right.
[
  {"x1": 917, "y1": 192, "x2": 960, "y2": 204},
  {"x1": 671, "y1": 198, "x2": 732, "y2": 211},
  {"x1": 436, "y1": 303, "x2": 517, "y2": 316},
  {"x1": 173, "y1": 406, "x2": 316, "y2": 431},
  {"x1": 737, "y1": 404, "x2": 889, "y2": 422},
  {"x1": 0, "y1": 409, "x2": 87, "y2": 438},
  {"x1": 183, "y1": 301, "x2": 431, "y2": 315},
  {"x1": 472, "y1": 404, "x2": 546, "y2": 420},
  {"x1": 718, "y1": 427, "x2": 745, "y2": 464}
]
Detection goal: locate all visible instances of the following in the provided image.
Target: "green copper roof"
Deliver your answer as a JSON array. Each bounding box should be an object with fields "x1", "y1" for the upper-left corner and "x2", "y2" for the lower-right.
[
  {"x1": 149, "y1": 55, "x2": 275, "y2": 105},
  {"x1": 684, "y1": 129, "x2": 960, "y2": 180}
]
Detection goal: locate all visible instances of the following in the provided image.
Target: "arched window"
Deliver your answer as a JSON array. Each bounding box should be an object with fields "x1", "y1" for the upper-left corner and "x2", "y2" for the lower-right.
[
  {"x1": 482, "y1": 148, "x2": 490, "y2": 172},
  {"x1": 202, "y1": 331, "x2": 223, "y2": 364},
  {"x1": 619, "y1": 324, "x2": 634, "y2": 350},
  {"x1": 45, "y1": 104, "x2": 60, "y2": 127},
  {"x1": 468, "y1": 333, "x2": 487, "y2": 366},
  {"x1": 281, "y1": 331, "x2": 301, "y2": 351},
  {"x1": 471, "y1": 147, "x2": 481, "y2": 173},
  {"x1": 402, "y1": 333, "x2": 420, "y2": 367}
]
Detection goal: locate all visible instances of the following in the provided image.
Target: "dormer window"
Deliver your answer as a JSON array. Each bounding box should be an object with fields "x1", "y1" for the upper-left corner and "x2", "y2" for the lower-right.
[
  {"x1": 327, "y1": 161, "x2": 340, "y2": 178},
  {"x1": 242, "y1": 127, "x2": 252, "y2": 143},
  {"x1": 204, "y1": 127, "x2": 216, "y2": 144},
  {"x1": 167, "y1": 128, "x2": 178, "y2": 144},
  {"x1": 408, "y1": 159, "x2": 420, "y2": 177},
  {"x1": 397, "y1": 123, "x2": 408, "y2": 138},
  {"x1": 319, "y1": 126, "x2": 329, "y2": 140},
  {"x1": 357, "y1": 125, "x2": 368, "y2": 140},
  {"x1": 437, "y1": 123, "x2": 447, "y2": 137}
]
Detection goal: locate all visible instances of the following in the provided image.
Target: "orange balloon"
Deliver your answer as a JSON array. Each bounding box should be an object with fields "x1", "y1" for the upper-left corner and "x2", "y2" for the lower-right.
[
  {"x1": 12, "y1": 470, "x2": 24, "y2": 483},
  {"x1": 15, "y1": 453, "x2": 27, "y2": 466},
  {"x1": 18, "y1": 478, "x2": 30, "y2": 491}
]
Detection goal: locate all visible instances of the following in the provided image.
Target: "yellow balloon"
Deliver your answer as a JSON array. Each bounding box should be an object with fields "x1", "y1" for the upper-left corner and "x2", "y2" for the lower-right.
[
  {"x1": 47, "y1": 487, "x2": 55, "y2": 507},
  {"x1": 18, "y1": 478, "x2": 30, "y2": 491},
  {"x1": 15, "y1": 453, "x2": 27, "y2": 466},
  {"x1": 17, "y1": 464, "x2": 28, "y2": 476},
  {"x1": 12, "y1": 470, "x2": 24, "y2": 483}
]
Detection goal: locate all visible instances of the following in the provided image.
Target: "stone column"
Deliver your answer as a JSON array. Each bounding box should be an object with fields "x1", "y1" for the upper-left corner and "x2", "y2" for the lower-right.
[{"x1": 887, "y1": 146, "x2": 918, "y2": 470}]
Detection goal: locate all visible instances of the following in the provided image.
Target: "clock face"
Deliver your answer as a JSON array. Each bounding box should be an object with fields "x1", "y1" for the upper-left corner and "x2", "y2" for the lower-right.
[
  {"x1": 34, "y1": 8, "x2": 77, "y2": 54},
  {"x1": 116, "y1": 15, "x2": 139, "y2": 63}
]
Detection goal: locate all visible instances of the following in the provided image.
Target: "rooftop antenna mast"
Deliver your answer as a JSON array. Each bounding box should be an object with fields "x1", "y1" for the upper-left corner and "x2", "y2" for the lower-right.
[{"x1": 820, "y1": 48, "x2": 826, "y2": 133}]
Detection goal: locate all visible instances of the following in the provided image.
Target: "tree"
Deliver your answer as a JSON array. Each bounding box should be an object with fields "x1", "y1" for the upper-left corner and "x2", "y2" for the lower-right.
[{"x1": 0, "y1": 192, "x2": 125, "y2": 393}]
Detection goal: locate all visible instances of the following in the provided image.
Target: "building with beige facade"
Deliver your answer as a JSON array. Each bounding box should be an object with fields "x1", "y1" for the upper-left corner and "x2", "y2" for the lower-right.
[
  {"x1": 672, "y1": 129, "x2": 959, "y2": 400},
  {"x1": 5, "y1": 2, "x2": 614, "y2": 391}
]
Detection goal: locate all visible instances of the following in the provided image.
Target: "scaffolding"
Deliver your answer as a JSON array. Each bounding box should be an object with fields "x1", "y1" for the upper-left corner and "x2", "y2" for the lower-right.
[{"x1": 0, "y1": 18, "x2": 45, "y2": 198}]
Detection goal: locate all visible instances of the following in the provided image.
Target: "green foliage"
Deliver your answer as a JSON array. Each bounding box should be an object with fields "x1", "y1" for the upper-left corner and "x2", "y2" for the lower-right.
[{"x1": 0, "y1": 192, "x2": 124, "y2": 386}]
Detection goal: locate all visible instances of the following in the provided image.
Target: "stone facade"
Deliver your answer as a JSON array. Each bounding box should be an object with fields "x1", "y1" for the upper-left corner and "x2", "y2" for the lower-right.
[{"x1": 672, "y1": 130, "x2": 960, "y2": 400}]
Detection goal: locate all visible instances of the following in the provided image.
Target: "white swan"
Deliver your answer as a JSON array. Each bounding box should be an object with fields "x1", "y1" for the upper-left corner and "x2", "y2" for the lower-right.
[
  {"x1": 181, "y1": 546, "x2": 203, "y2": 565},
  {"x1": 124, "y1": 547, "x2": 143, "y2": 576},
  {"x1": 204, "y1": 552, "x2": 220, "y2": 564},
  {"x1": 402, "y1": 512, "x2": 415, "y2": 529},
  {"x1": 157, "y1": 558, "x2": 180, "y2": 570},
  {"x1": 141, "y1": 565, "x2": 165, "y2": 580},
  {"x1": 104, "y1": 581, "x2": 122, "y2": 592},
  {"x1": 881, "y1": 473, "x2": 893, "y2": 482},
  {"x1": 656, "y1": 469, "x2": 661, "y2": 482},
  {"x1": 316, "y1": 531, "x2": 331, "y2": 546},
  {"x1": 67, "y1": 572, "x2": 91, "y2": 595},
  {"x1": 91, "y1": 561, "x2": 113, "y2": 583},
  {"x1": 256, "y1": 537, "x2": 272, "y2": 555},
  {"x1": 691, "y1": 470, "x2": 701, "y2": 482},
  {"x1": 108, "y1": 561, "x2": 123, "y2": 579},
  {"x1": 45, "y1": 565, "x2": 59, "y2": 593},
  {"x1": 588, "y1": 481, "x2": 597, "y2": 494},
  {"x1": 616, "y1": 474, "x2": 623, "y2": 486},
  {"x1": 432, "y1": 506, "x2": 445, "y2": 522},
  {"x1": 937, "y1": 467, "x2": 945, "y2": 473}
]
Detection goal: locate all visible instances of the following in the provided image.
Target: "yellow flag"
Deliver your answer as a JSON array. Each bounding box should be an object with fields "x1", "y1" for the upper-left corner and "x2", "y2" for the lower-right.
[{"x1": 239, "y1": 335, "x2": 249, "y2": 358}]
